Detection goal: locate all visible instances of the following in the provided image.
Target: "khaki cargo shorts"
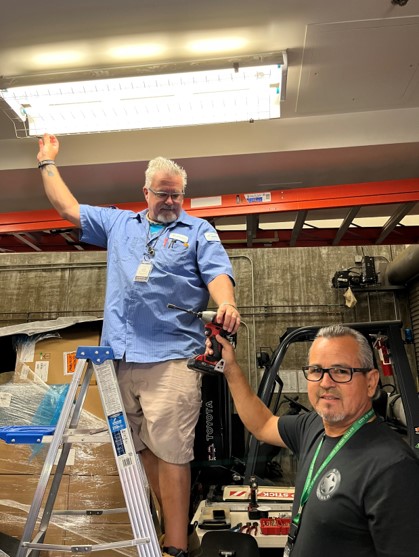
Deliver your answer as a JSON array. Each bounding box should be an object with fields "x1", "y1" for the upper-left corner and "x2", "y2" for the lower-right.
[{"x1": 116, "y1": 358, "x2": 202, "y2": 464}]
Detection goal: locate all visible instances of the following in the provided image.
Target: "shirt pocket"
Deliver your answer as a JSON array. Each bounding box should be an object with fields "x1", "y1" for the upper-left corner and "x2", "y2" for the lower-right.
[{"x1": 157, "y1": 238, "x2": 191, "y2": 270}]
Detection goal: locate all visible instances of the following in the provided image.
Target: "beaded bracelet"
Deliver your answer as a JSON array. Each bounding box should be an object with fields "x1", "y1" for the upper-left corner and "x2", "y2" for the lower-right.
[{"x1": 38, "y1": 160, "x2": 56, "y2": 169}]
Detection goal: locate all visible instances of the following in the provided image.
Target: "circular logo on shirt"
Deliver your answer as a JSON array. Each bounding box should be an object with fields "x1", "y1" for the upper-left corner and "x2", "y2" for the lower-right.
[{"x1": 316, "y1": 468, "x2": 341, "y2": 501}]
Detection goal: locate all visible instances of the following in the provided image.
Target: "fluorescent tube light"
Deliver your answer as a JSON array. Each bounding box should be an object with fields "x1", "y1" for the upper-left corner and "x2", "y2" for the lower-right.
[{"x1": 0, "y1": 61, "x2": 284, "y2": 136}]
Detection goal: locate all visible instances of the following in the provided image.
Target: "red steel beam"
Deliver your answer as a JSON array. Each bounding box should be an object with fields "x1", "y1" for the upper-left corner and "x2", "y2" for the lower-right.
[
  {"x1": 185, "y1": 178, "x2": 419, "y2": 219},
  {"x1": 1, "y1": 179, "x2": 418, "y2": 234}
]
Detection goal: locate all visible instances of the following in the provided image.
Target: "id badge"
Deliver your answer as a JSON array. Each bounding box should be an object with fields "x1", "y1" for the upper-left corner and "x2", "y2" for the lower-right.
[
  {"x1": 134, "y1": 261, "x2": 153, "y2": 282},
  {"x1": 284, "y1": 521, "x2": 299, "y2": 556}
]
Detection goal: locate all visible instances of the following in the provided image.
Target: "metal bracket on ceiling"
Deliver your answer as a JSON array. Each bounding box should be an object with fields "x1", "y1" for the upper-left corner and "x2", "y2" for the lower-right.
[
  {"x1": 246, "y1": 215, "x2": 259, "y2": 247},
  {"x1": 12, "y1": 233, "x2": 41, "y2": 252}
]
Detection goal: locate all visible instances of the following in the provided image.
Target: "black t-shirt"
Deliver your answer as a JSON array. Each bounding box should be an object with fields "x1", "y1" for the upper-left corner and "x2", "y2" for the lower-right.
[{"x1": 279, "y1": 412, "x2": 419, "y2": 557}]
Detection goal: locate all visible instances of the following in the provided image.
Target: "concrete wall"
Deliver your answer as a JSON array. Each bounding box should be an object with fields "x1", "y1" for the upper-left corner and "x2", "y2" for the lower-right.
[
  {"x1": 227, "y1": 245, "x2": 413, "y2": 395},
  {"x1": 0, "y1": 244, "x2": 413, "y2": 393},
  {"x1": 0, "y1": 252, "x2": 107, "y2": 325}
]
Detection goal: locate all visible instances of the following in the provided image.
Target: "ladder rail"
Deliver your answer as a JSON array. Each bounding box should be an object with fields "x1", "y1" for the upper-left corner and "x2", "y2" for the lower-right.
[
  {"x1": 90, "y1": 354, "x2": 161, "y2": 557},
  {"x1": 16, "y1": 355, "x2": 88, "y2": 557},
  {"x1": 31, "y1": 359, "x2": 96, "y2": 556}
]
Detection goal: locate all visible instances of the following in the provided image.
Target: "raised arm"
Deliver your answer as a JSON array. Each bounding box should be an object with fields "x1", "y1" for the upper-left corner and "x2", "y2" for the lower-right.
[
  {"x1": 216, "y1": 335, "x2": 287, "y2": 448},
  {"x1": 37, "y1": 134, "x2": 81, "y2": 227}
]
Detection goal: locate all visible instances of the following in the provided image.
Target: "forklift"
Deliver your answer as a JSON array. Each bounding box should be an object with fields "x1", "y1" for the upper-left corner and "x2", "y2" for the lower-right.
[{"x1": 192, "y1": 320, "x2": 419, "y2": 504}]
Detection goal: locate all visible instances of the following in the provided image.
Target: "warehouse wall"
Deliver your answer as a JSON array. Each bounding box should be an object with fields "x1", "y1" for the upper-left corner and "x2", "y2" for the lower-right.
[
  {"x1": 0, "y1": 252, "x2": 107, "y2": 325},
  {"x1": 0, "y1": 244, "x2": 414, "y2": 390}
]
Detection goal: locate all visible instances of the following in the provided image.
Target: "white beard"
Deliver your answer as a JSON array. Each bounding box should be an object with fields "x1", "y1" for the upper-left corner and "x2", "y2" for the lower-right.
[
  {"x1": 316, "y1": 407, "x2": 346, "y2": 423},
  {"x1": 156, "y1": 208, "x2": 178, "y2": 224}
]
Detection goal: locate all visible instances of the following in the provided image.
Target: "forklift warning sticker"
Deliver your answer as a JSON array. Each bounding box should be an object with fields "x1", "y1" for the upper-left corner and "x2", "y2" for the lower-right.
[{"x1": 244, "y1": 192, "x2": 271, "y2": 204}]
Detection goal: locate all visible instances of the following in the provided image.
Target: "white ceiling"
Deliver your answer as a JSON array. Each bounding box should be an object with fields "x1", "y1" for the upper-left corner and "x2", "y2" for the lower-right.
[{"x1": 0, "y1": 0, "x2": 419, "y2": 251}]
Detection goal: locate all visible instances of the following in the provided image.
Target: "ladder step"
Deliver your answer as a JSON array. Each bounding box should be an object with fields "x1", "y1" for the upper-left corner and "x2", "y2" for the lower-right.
[
  {"x1": 0, "y1": 426, "x2": 110, "y2": 444},
  {"x1": 23, "y1": 537, "x2": 150, "y2": 553},
  {"x1": 51, "y1": 507, "x2": 127, "y2": 517}
]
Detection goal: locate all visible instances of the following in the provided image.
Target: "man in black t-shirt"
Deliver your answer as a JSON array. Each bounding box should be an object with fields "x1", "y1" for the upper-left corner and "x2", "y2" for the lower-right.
[{"x1": 215, "y1": 324, "x2": 419, "y2": 557}]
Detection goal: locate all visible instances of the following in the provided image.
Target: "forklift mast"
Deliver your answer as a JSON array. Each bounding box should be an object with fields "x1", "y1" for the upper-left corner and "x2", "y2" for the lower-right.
[{"x1": 244, "y1": 320, "x2": 419, "y2": 481}]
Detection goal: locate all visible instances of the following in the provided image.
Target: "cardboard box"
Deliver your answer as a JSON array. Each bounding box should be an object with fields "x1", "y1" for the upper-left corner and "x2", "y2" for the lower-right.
[
  {"x1": 68, "y1": 475, "x2": 128, "y2": 522},
  {"x1": 0, "y1": 521, "x2": 64, "y2": 552},
  {"x1": 0, "y1": 443, "x2": 51, "y2": 475},
  {"x1": 0, "y1": 474, "x2": 69, "y2": 546},
  {"x1": 0, "y1": 439, "x2": 119, "y2": 476},
  {"x1": 0, "y1": 474, "x2": 65, "y2": 553},
  {"x1": 0, "y1": 473, "x2": 69, "y2": 508},
  {"x1": 69, "y1": 442, "x2": 119, "y2": 476},
  {"x1": 14, "y1": 322, "x2": 102, "y2": 385},
  {"x1": 0, "y1": 474, "x2": 132, "y2": 553},
  {"x1": 78, "y1": 384, "x2": 106, "y2": 420}
]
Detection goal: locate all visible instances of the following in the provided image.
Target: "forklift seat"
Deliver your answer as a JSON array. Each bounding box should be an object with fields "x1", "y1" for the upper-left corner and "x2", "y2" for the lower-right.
[{"x1": 201, "y1": 530, "x2": 260, "y2": 556}]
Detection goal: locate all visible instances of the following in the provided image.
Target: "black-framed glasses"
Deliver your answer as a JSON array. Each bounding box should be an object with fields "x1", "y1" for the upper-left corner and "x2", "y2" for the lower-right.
[
  {"x1": 148, "y1": 187, "x2": 185, "y2": 201},
  {"x1": 302, "y1": 365, "x2": 372, "y2": 383}
]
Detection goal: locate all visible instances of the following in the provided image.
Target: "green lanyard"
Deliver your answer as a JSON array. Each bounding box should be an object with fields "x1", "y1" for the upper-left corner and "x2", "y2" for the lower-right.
[{"x1": 293, "y1": 407, "x2": 375, "y2": 526}]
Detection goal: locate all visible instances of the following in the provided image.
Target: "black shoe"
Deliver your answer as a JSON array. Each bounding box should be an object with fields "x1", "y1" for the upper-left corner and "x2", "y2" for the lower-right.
[{"x1": 162, "y1": 546, "x2": 188, "y2": 557}]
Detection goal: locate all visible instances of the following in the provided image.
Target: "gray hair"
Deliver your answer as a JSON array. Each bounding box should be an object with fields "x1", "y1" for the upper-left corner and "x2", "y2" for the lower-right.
[
  {"x1": 311, "y1": 324, "x2": 374, "y2": 369},
  {"x1": 145, "y1": 157, "x2": 187, "y2": 190}
]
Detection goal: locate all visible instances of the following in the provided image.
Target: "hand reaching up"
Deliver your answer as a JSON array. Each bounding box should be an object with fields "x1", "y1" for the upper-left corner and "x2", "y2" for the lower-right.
[{"x1": 37, "y1": 133, "x2": 59, "y2": 163}]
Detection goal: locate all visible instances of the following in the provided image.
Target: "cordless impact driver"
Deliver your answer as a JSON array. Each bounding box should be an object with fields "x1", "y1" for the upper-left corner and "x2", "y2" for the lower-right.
[{"x1": 167, "y1": 303, "x2": 236, "y2": 375}]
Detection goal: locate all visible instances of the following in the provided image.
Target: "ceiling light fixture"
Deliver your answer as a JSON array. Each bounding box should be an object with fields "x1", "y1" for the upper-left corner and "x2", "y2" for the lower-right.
[
  {"x1": 0, "y1": 51, "x2": 287, "y2": 137},
  {"x1": 187, "y1": 37, "x2": 248, "y2": 54}
]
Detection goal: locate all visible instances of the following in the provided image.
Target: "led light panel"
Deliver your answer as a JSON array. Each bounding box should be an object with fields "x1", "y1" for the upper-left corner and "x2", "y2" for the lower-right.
[{"x1": 1, "y1": 63, "x2": 282, "y2": 136}]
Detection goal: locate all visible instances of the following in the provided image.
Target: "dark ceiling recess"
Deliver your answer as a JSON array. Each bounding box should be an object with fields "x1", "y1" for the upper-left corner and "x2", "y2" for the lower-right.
[
  {"x1": 1, "y1": 218, "x2": 418, "y2": 253},
  {"x1": 1, "y1": 227, "x2": 418, "y2": 254}
]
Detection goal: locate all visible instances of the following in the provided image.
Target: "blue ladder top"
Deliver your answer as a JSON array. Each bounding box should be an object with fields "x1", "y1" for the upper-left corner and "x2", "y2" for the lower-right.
[
  {"x1": 0, "y1": 425, "x2": 56, "y2": 444},
  {"x1": 76, "y1": 346, "x2": 115, "y2": 364},
  {"x1": 0, "y1": 346, "x2": 115, "y2": 445}
]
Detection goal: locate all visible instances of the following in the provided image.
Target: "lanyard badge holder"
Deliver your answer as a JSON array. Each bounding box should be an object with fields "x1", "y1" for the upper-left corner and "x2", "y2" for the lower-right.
[
  {"x1": 134, "y1": 224, "x2": 166, "y2": 282},
  {"x1": 284, "y1": 521, "x2": 299, "y2": 556}
]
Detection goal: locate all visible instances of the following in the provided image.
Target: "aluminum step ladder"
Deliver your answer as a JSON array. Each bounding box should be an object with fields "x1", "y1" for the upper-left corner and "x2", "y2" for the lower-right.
[{"x1": 7, "y1": 346, "x2": 161, "y2": 557}]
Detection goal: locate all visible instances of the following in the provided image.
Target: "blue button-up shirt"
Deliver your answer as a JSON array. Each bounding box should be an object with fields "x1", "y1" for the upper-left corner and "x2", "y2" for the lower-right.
[{"x1": 80, "y1": 205, "x2": 235, "y2": 363}]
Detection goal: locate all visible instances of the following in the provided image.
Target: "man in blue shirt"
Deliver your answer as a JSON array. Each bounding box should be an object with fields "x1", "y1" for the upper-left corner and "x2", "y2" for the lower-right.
[{"x1": 37, "y1": 133, "x2": 241, "y2": 557}]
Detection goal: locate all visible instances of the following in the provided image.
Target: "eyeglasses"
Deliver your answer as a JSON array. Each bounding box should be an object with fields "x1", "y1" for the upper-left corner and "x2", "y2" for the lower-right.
[
  {"x1": 302, "y1": 365, "x2": 372, "y2": 383},
  {"x1": 148, "y1": 187, "x2": 185, "y2": 201}
]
